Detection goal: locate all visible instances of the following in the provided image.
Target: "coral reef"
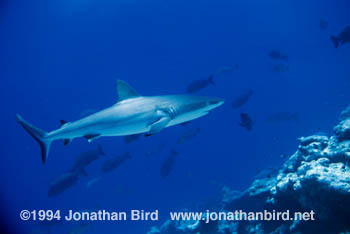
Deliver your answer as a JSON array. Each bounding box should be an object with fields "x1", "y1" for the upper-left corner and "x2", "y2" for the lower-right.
[{"x1": 148, "y1": 106, "x2": 350, "y2": 234}]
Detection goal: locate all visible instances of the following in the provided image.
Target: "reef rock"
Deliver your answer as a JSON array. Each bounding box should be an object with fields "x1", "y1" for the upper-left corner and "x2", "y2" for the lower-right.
[{"x1": 148, "y1": 106, "x2": 350, "y2": 234}]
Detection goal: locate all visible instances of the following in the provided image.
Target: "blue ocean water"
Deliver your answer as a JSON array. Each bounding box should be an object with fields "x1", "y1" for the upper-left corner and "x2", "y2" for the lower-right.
[{"x1": 1, "y1": 0, "x2": 350, "y2": 233}]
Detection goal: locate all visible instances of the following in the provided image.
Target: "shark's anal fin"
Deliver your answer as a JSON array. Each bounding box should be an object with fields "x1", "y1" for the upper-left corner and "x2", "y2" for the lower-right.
[
  {"x1": 116, "y1": 80, "x2": 140, "y2": 102},
  {"x1": 84, "y1": 134, "x2": 101, "y2": 143},
  {"x1": 147, "y1": 116, "x2": 171, "y2": 136}
]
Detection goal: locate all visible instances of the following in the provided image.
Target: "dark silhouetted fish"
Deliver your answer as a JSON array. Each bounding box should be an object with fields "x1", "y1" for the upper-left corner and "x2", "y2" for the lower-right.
[
  {"x1": 239, "y1": 113, "x2": 253, "y2": 131},
  {"x1": 267, "y1": 112, "x2": 299, "y2": 124},
  {"x1": 231, "y1": 90, "x2": 253, "y2": 109},
  {"x1": 320, "y1": 19, "x2": 328, "y2": 30},
  {"x1": 160, "y1": 150, "x2": 178, "y2": 177},
  {"x1": 268, "y1": 50, "x2": 288, "y2": 61},
  {"x1": 124, "y1": 134, "x2": 141, "y2": 144},
  {"x1": 70, "y1": 145, "x2": 105, "y2": 173},
  {"x1": 331, "y1": 25, "x2": 350, "y2": 48},
  {"x1": 272, "y1": 63, "x2": 289, "y2": 73},
  {"x1": 177, "y1": 127, "x2": 200, "y2": 144},
  {"x1": 101, "y1": 152, "x2": 131, "y2": 173},
  {"x1": 186, "y1": 75, "x2": 214, "y2": 93},
  {"x1": 48, "y1": 169, "x2": 85, "y2": 197}
]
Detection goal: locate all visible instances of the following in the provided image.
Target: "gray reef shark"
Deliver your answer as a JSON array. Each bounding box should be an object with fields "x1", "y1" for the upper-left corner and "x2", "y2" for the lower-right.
[{"x1": 16, "y1": 80, "x2": 224, "y2": 163}]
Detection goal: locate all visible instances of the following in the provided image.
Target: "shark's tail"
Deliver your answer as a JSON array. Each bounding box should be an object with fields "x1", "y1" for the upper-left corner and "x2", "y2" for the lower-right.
[{"x1": 16, "y1": 114, "x2": 52, "y2": 164}]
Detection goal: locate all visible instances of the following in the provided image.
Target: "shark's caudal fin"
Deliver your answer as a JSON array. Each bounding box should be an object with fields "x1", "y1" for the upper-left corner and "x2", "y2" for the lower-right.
[{"x1": 16, "y1": 114, "x2": 52, "y2": 164}]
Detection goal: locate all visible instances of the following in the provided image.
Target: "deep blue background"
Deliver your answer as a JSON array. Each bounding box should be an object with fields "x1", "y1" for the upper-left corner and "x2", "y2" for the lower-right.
[{"x1": 1, "y1": 0, "x2": 349, "y2": 233}]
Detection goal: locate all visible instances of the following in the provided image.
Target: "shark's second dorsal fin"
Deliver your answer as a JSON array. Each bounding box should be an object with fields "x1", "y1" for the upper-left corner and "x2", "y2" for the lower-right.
[
  {"x1": 60, "y1": 120, "x2": 68, "y2": 126},
  {"x1": 116, "y1": 80, "x2": 140, "y2": 102}
]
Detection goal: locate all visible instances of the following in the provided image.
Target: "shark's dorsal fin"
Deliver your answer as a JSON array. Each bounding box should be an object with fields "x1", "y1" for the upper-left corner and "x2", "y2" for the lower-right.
[{"x1": 116, "y1": 80, "x2": 140, "y2": 102}]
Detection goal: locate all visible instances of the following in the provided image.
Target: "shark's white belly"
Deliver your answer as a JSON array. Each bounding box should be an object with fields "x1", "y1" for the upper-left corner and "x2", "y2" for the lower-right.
[{"x1": 101, "y1": 120, "x2": 151, "y2": 136}]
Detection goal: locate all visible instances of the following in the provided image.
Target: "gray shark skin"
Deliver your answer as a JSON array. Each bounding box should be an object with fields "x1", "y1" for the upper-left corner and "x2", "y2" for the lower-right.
[{"x1": 16, "y1": 80, "x2": 224, "y2": 164}]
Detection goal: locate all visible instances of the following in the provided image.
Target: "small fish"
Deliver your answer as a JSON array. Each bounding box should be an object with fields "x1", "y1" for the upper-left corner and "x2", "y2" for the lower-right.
[
  {"x1": 272, "y1": 63, "x2": 289, "y2": 73},
  {"x1": 239, "y1": 113, "x2": 253, "y2": 131},
  {"x1": 70, "y1": 145, "x2": 105, "y2": 174},
  {"x1": 101, "y1": 152, "x2": 131, "y2": 173},
  {"x1": 320, "y1": 18, "x2": 328, "y2": 30},
  {"x1": 160, "y1": 150, "x2": 178, "y2": 177},
  {"x1": 268, "y1": 50, "x2": 288, "y2": 61},
  {"x1": 331, "y1": 25, "x2": 350, "y2": 48},
  {"x1": 267, "y1": 112, "x2": 299, "y2": 123},
  {"x1": 177, "y1": 128, "x2": 200, "y2": 144},
  {"x1": 48, "y1": 169, "x2": 85, "y2": 197},
  {"x1": 124, "y1": 134, "x2": 141, "y2": 144},
  {"x1": 231, "y1": 90, "x2": 253, "y2": 109},
  {"x1": 186, "y1": 75, "x2": 215, "y2": 93}
]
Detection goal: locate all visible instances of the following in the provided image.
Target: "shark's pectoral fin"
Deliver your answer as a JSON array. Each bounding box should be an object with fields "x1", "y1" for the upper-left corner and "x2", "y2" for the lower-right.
[
  {"x1": 147, "y1": 116, "x2": 171, "y2": 136},
  {"x1": 63, "y1": 139, "x2": 71, "y2": 146},
  {"x1": 84, "y1": 134, "x2": 101, "y2": 143}
]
